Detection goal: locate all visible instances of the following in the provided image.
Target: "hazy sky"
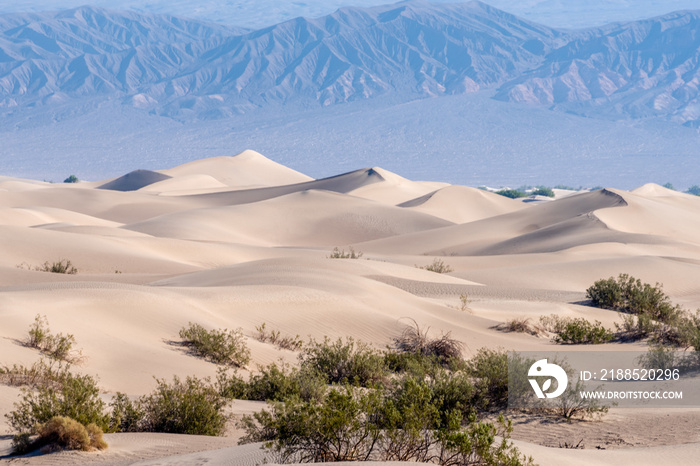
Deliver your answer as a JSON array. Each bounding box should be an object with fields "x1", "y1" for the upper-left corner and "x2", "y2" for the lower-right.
[{"x1": 0, "y1": 0, "x2": 698, "y2": 29}]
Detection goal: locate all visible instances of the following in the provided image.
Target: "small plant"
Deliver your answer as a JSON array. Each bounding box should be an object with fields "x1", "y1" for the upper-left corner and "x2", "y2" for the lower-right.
[
  {"x1": 0, "y1": 358, "x2": 71, "y2": 390},
  {"x1": 40, "y1": 259, "x2": 78, "y2": 274},
  {"x1": 24, "y1": 315, "x2": 82, "y2": 362},
  {"x1": 328, "y1": 246, "x2": 363, "y2": 259},
  {"x1": 495, "y1": 317, "x2": 543, "y2": 336},
  {"x1": 417, "y1": 259, "x2": 453, "y2": 274},
  {"x1": 63, "y1": 175, "x2": 79, "y2": 183},
  {"x1": 393, "y1": 320, "x2": 464, "y2": 366},
  {"x1": 458, "y1": 293, "x2": 471, "y2": 313},
  {"x1": 178, "y1": 322, "x2": 250, "y2": 367},
  {"x1": 13, "y1": 416, "x2": 106, "y2": 454},
  {"x1": 139, "y1": 375, "x2": 230, "y2": 436},
  {"x1": 553, "y1": 318, "x2": 613, "y2": 344},
  {"x1": 255, "y1": 323, "x2": 303, "y2": 351},
  {"x1": 108, "y1": 393, "x2": 145, "y2": 433},
  {"x1": 559, "y1": 439, "x2": 584, "y2": 449}
]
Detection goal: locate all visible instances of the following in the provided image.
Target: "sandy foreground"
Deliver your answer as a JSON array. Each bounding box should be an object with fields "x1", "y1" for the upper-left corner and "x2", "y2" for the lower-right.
[{"x1": 1, "y1": 150, "x2": 700, "y2": 465}]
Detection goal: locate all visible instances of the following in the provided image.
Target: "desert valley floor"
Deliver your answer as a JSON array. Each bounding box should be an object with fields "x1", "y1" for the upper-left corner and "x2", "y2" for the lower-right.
[{"x1": 1, "y1": 150, "x2": 700, "y2": 465}]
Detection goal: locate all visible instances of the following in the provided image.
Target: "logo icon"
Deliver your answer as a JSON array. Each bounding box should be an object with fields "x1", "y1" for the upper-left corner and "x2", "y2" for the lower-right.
[{"x1": 528, "y1": 359, "x2": 568, "y2": 399}]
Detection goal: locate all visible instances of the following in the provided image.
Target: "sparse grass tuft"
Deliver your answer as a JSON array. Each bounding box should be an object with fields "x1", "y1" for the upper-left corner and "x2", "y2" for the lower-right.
[
  {"x1": 255, "y1": 323, "x2": 303, "y2": 351},
  {"x1": 495, "y1": 317, "x2": 544, "y2": 336},
  {"x1": 328, "y1": 246, "x2": 363, "y2": 259},
  {"x1": 393, "y1": 319, "x2": 464, "y2": 365}
]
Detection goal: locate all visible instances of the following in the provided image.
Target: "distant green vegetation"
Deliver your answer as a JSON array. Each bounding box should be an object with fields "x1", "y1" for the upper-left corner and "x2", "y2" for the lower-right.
[
  {"x1": 686, "y1": 185, "x2": 700, "y2": 196},
  {"x1": 495, "y1": 185, "x2": 555, "y2": 199},
  {"x1": 63, "y1": 175, "x2": 79, "y2": 183},
  {"x1": 417, "y1": 258, "x2": 453, "y2": 273},
  {"x1": 178, "y1": 323, "x2": 250, "y2": 367}
]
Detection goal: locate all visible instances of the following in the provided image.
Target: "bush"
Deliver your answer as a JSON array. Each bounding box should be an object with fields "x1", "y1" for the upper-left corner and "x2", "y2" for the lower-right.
[
  {"x1": 393, "y1": 320, "x2": 464, "y2": 366},
  {"x1": 553, "y1": 318, "x2": 613, "y2": 344},
  {"x1": 299, "y1": 337, "x2": 386, "y2": 387},
  {"x1": 139, "y1": 375, "x2": 230, "y2": 436},
  {"x1": 686, "y1": 185, "x2": 700, "y2": 196},
  {"x1": 328, "y1": 246, "x2": 363, "y2": 259},
  {"x1": 418, "y1": 259, "x2": 453, "y2": 274},
  {"x1": 466, "y1": 348, "x2": 509, "y2": 411},
  {"x1": 23, "y1": 315, "x2": 81, "y2": 362},
  {"x1": 108, "y1": 393, "x2": 144, "y2": 433},
  {"x1": 239, "y1": 384, "x2": 534, "y2": 465},
  {"x1": 22, "y1": 259, "x2": 78, "y2": 274},
  {"x1": 531, "y1": 186, "x2": 555, "y2": 197},
  {"x1": 586, "y1": 274, "x2": 680, "y2": 322},
  {"x1": 178, "y1": 322, "x2": 250, "y2": 367},
  {"x1": 495, "y1": 189, "x2": 527, "y2": 199},
  {"x1": 12, "y1": 416, "x2": 107, "y2": 454},
  {"x1": 248, "y1": 363, "x2": 326, "y2": 403},
  {"x1": 6, "y1": 370, "x2": 109, "y2": 434},
  {"x1": 63, "y1": 175, "x2": 79, "y2": 184}
]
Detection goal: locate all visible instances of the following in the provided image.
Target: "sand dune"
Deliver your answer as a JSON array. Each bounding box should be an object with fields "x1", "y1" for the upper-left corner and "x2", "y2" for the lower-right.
[
  {"x1": 125, "y1": 190, "x2": 453, "y2": 247},
  {"x1": 398, "y1": 185, "x2": 527, "y2": 223},
  {"x1": 2, "y1": 155, "x2": 700, "y2": 465},
  {"x1": 159, "y1": 150, "x2": 312, "y2": 189}
]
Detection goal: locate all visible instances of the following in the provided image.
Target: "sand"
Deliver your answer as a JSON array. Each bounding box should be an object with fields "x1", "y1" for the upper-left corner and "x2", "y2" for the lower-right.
[{"x1": 1, "y1": 150, "x2": 700, "y2": 465}]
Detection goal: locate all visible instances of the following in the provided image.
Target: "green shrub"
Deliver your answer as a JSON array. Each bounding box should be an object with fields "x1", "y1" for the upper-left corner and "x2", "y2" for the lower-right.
[
  {"x1": 63, "y1": 175, "x2": 79, "y2": 184},
  {"x1": 328, "y1": 246, "x2": 363, "y2": 259},
  {"x1": 23, "y1": 315, "x2": 81, "y2": 362},
  {"x1": 299, "y1": 337, "x2": 386, "y2": 387},
  {"x1": 139, "y1": 375, "x2": 229, "y2": 436},
  {"x1": 466, "y1": 348, "x2": 509, "y2": 411},
  {"x1": 495, "y1": 189, "x2": 527, "y2": 199},
  {"x1": 239, "y1": 384, "x2": 534, "y2": 465},
  {"x1": 247, "y1": 362, "x2": 326, "y2": 403},
  {"x1": 178, "y1": 322, "x2": 250, "y2": 367},
  {"x1": 531, "y1": 186, "x2": 555, "y2": 197},
  {"x1": 418, "y1": 259, "x2": 453, "y2": 274},
  {"x1": 586, "y1": 274, "x2": 680, "y2": 322},
  {"x1": 686, "y1": 185, "x2": 700, "y2": 196},
  {"x1": 6, "y1": 370, "x2": 108, "y2": 434},
  {"x1": 108, "y1": 393, "x2": 144, "y2": 433},
  {"x1": 552, "y1": 318, "x2": 613, "y2": 344}
]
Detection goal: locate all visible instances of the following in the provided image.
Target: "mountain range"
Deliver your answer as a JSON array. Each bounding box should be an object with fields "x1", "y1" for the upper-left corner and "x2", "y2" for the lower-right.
[{"x1": 2, "y1": 0, "x2": 700, "y2": 126}]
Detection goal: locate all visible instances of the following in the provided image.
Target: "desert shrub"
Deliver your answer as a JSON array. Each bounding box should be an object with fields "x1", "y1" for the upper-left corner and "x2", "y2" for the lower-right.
[
  {"x1": 255, "y1": 323, "x2": 303, "y2": 351},
  {"x1": 108, "y1": 393, "x2": 144, "y2": 433},
  {"x1": 586, "y1": 274, "x2": 680, "y2": 322},
  {"x1": 555, "y1": 378, "x2": 608, "y2": 421},
  {"x1": 552, "y1": 318, "x2": 613, "y2": 344},
  {"x1": 247, "y1": 362, "x2": 326, "y2": 403},
  {"x1": 495, "y1": 317, "x2": 543, "y2": 336},
  {"x1": 299, "y1": 337, "x2": 386, "y2": 387},
  {"x1": 466, "y1": 348, "x2": 509, "y2": 411},
  {"x1": 686, "y1": 185, "x2": 700, "y2": 196},
  {"x1": 383, "y1": 351, "x2": 445, "y2": 379},
  {"x1": 139, "y1": 375, "x2": 229, "y2": 436},
  {"x1": 178, "y1": 322, "x2": 250, "y2": 367},
  {"x1": 24, "y1": 314, "x2": 81, "y2": 362},
  {"x1": 393, "y1": 320, "x2": 464, "y2": 367},
  {"x1": 63, "y1": 175, "x2": 79, "y2": 183},
  {"x1": 457, "y1": 293, "x2": 472, "y2": 313},
  {"x1": 495, "y1": 189, "x2": 527, "y2": 199},
  {"x1": 531, "y1": 186, "x2": 555, "y2": 197},
  {"x1": 418, "y1": 259, "x2": 453, "y2": 274},
  {"x1": 328, "y1": 246, "x2": 363, "y2": 259},
  {"x1": 239, "y1": 384, "x2": 533, "y2": 465},
  {"x1": 13, "y1": 416, "x2": 106, "y2": 454},
  {"x1": 39, "y1": 260, "x2": 78, "y2": 274},
  {"x1": 6, "y1": 370, "x2": 108, "y2": 434}
]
